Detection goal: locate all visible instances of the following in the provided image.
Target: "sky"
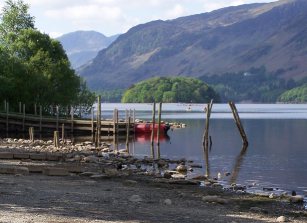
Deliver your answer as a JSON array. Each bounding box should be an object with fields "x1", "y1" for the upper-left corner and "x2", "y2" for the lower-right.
[{"x1": 0, "y1": 0, "x2": 278, "y2": 38}]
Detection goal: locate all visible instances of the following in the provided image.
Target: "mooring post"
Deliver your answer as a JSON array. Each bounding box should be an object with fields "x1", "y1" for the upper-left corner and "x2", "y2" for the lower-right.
[
  {"x1": 157, "y1": 102, "x2": 162, "y2": 158},
  {"x1": 229, "y1": 101, "x2": 248, "y2": 146},
  {"x1": 115, "y1": 109, "x2": 119, "y2": 135},
  {"x1": 91, "y1": 107, "x2": 95, "y2": 141},
  {"x1": 39, "y1": 105, "x2": 42, "y2": 132},
  {"x1": 22, "y1": 104, "x2": 25, "y2": 132},
  {"x1": 97, "y1": 95, "x2": 101, "y2": 147},
  {"x1": 202, "y1": 99, "x2": 213, "y2": 177},
  {"x1": 29, "y1": 127, "x2": 34, "y2": 142},
  {"x1": 53, "y1": 131, "x2": 59, "y2": 148},
  {"x1": 151, "y1": 102, "x2": 156, "y2": 158},
  {"x1": 125, "y1": 117, "x2": 130, "y2": 152}
]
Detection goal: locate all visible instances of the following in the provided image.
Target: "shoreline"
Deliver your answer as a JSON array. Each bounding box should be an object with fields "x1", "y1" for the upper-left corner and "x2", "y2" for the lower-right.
[{"x1": 0, "y1": 137, "x2": 307, "y2": 222}]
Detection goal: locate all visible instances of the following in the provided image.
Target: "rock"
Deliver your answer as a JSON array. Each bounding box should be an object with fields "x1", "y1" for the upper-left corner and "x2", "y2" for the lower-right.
[
  {"x1": 43, "y1": 167, "x2": 69, "y2": 176},
  {"x1": 263, "y1": 187, "x2": 274, "y2": 191},
  {"x1": 163, "y1": 172, "x2": 172, "y2": 179},
  {"x1": 83, "y1": 156, "x2": 99, "y2": 163},
  {"x1": 212, "y1": 183, "x2": 223, "y2": 189},
  {"x1": 276, "y1": 216, "x2": 287, "y2": 222},
  {"x1": 129, "y1": 195, "x2": 142, "y2": 203},
  {"x1": 171, "y1": 173, "x2": 186, "y2": 179},
  {"x1": 80, "y1": 172, "x2": 98, "y2": 177},
  {"x1": 192, "y1": 175, "x2": 207, "y2": 180},
  {"x1": 164, "y1": 199, "x2": 172, "y2": 205},
  {"x1": 157, "y1": 159, "x2": 168, "y2": 168},
  {"x1": 289, "y1": 195, "x2": 304, "y2": 203},
  {"x1": 269, "y1": 193, "x2": 274, "y2": 199},
  {"x1": 202, "y1": 196, "x2": 228, "y2": 204},
  {"x1": 104, "y1": 168, "x2": 119, "y2": 177},
  {"x1": 90, "y1": 174, "x2": 110, "y2": 179},
  {"x1": 122, "y1": 180, "x2": 138, "y2": 186},
  {"x1": 190, "y1": 164, "x2": 202, "y2": 168},
  {"x1": 176, "y1": 164, "x2": 187, "y2": 173},
  {"x1": 249, "y1": 207, "x2": 268, "y2": 214}
]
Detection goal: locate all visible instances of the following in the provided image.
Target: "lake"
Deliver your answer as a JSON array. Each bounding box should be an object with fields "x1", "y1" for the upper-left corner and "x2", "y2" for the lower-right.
[{"x1": 99, "y1": 103, "x2": 307, "y2": 200}]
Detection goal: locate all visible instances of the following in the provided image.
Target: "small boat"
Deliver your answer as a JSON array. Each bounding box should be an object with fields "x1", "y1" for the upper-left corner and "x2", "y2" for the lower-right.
[{"x1": 134, "y1": 122, "x2": 170, "y2": 134}]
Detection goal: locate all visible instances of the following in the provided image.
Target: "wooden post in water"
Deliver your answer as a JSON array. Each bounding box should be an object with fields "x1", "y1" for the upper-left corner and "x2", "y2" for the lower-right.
[
  {"x1": 91, "y1": 107, "x2": 95, "y2": 141},
  {"x1": 29, "y1": 127, "x2": 34, "y2": 142},
  {"x1": 150, "y1": 102, "x2": 156, "y2": 158},
  {"x1": 157, "y1": 102, "x2": 162, "y2": 158},
  {"x1": 229, "y1": 101, "x2": 248, "y2": 146},
  {"x1": 202, "y1": 99, "x2": 213, "y2": 177},
  {"x1": 53, "y1": 131, "x2": 59, "y2": 148},
  {"x1": 19, "y1": 102, "x2": 21, "y2": 113},
  {"x1": 70, "y1": 106, "x2": 74, "y2": 134},
  {"x1": 22, "y1": 104, "x2": 25, "y2": 132},
  {"x1": 97, "y1": 96, "x2": 101, "y2": 147},
  {"x1": 39, "y1": 105, "x2": 42, "y2": 132},
  {"x1": 4, "y1": 100, "x2": 6, "y2": 112},
  {"x1": 56, "y1": 105, "x2": 59, "y2": 131},
  {"x1": 125, "y1": 117, "x2": 130, "y2": 152}
]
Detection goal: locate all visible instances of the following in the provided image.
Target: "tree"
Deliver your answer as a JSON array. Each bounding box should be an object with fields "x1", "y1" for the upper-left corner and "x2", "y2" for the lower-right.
[
  {"x1": 0, "y1": 0, "x2": 95, "y2": 112},
  {"x1": 0, "y1": 0, "x2": 35, "y2": 43},
  {"x1": 121, "y1": 77, "x2": 220, "y2": 103}
]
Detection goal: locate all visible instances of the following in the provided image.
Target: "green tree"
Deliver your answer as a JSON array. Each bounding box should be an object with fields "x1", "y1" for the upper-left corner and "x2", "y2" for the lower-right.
[{"x1": 121, "y1": 77, "x2": 220, "y2": 103}]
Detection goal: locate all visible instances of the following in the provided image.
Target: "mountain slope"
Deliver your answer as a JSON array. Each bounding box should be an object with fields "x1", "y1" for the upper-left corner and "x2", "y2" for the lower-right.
[
  {"x1": 79, "y1": 0, "x2": 307, "y2": 90},
  {"x1": 57, "y1": 31, "x2": 118, "y2": 68}
]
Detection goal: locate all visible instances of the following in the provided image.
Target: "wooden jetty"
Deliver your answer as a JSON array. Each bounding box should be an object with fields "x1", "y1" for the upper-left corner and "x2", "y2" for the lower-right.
[{"x1": 0, "y1": 108, "x2": 134, "y2": 136}]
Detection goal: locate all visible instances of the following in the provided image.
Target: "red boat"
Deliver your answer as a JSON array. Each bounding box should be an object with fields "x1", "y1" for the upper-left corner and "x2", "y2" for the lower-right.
[{"x1": 134, "y1": 122, "x2": 170, "y2": 134}]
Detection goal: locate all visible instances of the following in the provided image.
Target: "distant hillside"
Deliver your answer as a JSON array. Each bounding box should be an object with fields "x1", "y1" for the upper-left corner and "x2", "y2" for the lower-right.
[
  {"x1": 57, "y1": 31, "x2": 119, "y2": 69},
  {"x1": 79, "y1": 0, "x2": 307, "y2": 91}
]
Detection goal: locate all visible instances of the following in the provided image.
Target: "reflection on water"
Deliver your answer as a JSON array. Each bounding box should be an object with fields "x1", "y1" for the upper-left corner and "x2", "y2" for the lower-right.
[{"x1": 229, "y1": 144, "x2": 248, "y2": 185}]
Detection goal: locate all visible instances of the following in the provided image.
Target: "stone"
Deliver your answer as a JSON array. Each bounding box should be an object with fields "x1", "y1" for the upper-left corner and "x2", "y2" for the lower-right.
[
  {"x1": 13, "y1": 153, "x2": 30, "y2": 159},
  {"x1": 276, "y1": 216, "x2": 287, "y2": 222},
  {"x1": 289, "y1": 195, "x2": 304, "y2": 203},
  {"x1": 123, "y1": 180, "x2": 138, "y2": 186},
  {"x1": 249, "y1": 207, "x2": 269, "y2": 214},
  {"x1": 83, "y1": 156, "x2": 99, "y2": 163},
  {"x1": 0, "y1": 152, "x2": 14, "y2": 159},
  {"x1": 90, "y1": 174, "x2": 110, "y2": 179},
  {"x1": 171, "y1": 173, "x2": 186, "y2": 179},
  {"x1": 212, "y1": 183, "x2": 223, "y2": 189},
  {"x1": 190, "y1": 164, "x2": 202, "y2": 168},
  {"x1": 30, "y1": 153, "x2": 47, "y2": 161},
  {"x1": 164, "y1": 199, "x2": 172, "y2": 205},
  {"x1": 269, "y1": 193, "x2": 274, "y2": 199},
  {"x1": 202, "y1": 196, "x2": 228, "y2": 204},
  {"x1": 27, "y1": 165, "x2": 45, "y2": 173},
  {"x1": 43, "y1": 167, "x2": 69, "y2": 176},
  {"x1": 0, "y1": 166, "x2": 29, "y2": 175},
  {"x1": 80, "y1": 172, "x2": 98, "y2": 177},
  {"x1": 176, "y1": 164, "x2": 187, "y2": 173},
  {"x1": 129, "y1": 195, "x2": 142, "y2": 203},
  {"x1": 104, "y1": 168, "x2": 119, "y2": 177},
  {"x1": 46, "y1": 153, "x2": 62, "y2": 161}
]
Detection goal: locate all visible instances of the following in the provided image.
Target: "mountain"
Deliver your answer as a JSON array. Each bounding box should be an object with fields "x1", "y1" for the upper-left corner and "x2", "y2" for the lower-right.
[
  {"x1": 57, "y1": 31, "x2": 119, "y2": 69},
  {"x1": 79, "y1": 0, "x2": 307, "y2": 90}
]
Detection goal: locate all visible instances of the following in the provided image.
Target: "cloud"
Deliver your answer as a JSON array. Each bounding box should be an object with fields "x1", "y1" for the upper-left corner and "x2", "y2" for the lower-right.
[
  {"x1": 45, "y1": 4, "x2": 121, "y2": 21},
  {"x1": 165, "y1": 4, "x2": 185, "y2": 19}
]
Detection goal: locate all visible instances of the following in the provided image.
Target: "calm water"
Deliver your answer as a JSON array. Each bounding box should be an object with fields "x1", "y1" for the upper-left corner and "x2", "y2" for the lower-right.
[{"x1": 100, "y1": 103, "x2": 307, "y2": 198}]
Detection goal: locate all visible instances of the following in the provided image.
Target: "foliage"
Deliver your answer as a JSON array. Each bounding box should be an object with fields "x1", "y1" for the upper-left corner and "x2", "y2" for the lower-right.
[
  {"x1": 199, "y1": 67, "x2": 296, "y2": 103},
  {"x1": 121, "y1": 77, "x2": 220, "y2": 103},
  {"x1": 278, "y1": 84, "x2": 307, "y2": 103},
  {"x1": 0, "y1": 0, "x2": 95, "y2": 113},
  {"x1": 96, "y1": 89, "x2": 124, "y2": 102}
]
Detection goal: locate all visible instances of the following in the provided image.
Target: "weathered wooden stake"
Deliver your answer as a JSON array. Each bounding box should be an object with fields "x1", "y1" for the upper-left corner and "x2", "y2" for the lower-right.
[
  {"x1": 157, "y1": 102, "x2": 162, "y2": 158},
  {"x1": 53, "y1": 131, "x2": 59, "y2": 148},
  {"x1": 151, "y1": 102, "x2": 156, "y2": 158},
  {"x1": 125, "y1": 117, "x2": 130, "y2": 152},
  {"x1": 202, "y1": 99, "x2": 213, "y2": 177},
  {"x1": 29, "y1": 127, "x2": 34, "y2": 142},
  {"x1": 229, "y1": 101, "x2": 248, "y2": 146},
  {"x1": 97, "y1": 96, "x2": 101, "y2": 147}
]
